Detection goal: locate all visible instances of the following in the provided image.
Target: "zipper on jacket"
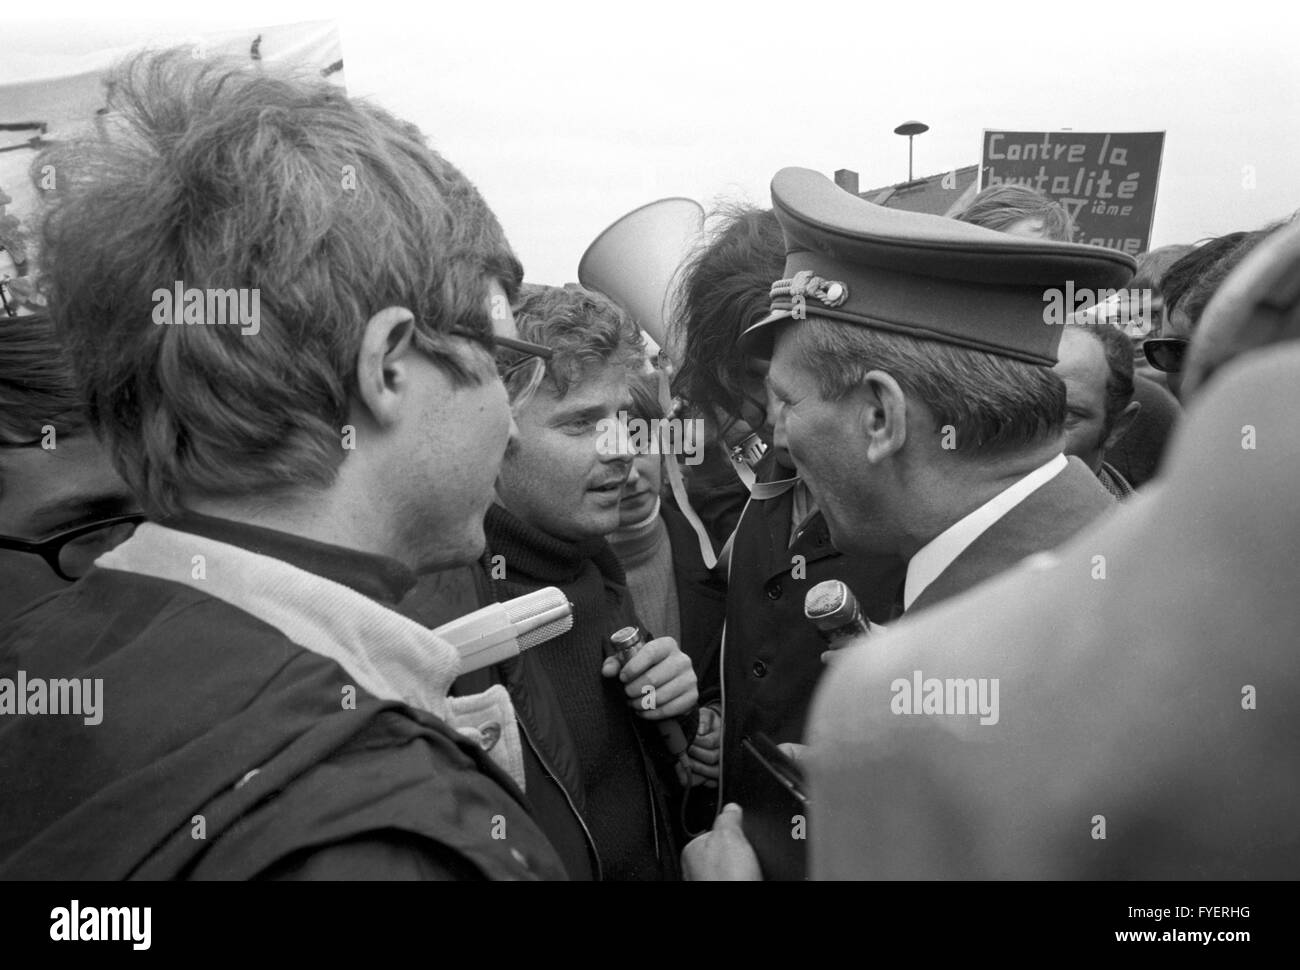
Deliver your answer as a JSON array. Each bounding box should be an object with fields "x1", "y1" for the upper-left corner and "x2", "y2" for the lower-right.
[
  {"x1": 515, "y1": 712, "x2": 604, "y2": 881},
  {"x1": 631, "y1": 724, "x2": 664, "y2": 866}
]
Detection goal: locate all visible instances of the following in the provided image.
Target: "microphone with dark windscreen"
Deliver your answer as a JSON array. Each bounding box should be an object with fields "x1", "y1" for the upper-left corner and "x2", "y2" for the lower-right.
[
  {"x1": 804, "y1": 579, "x2": 872, "y2": 650},
  {"x1": 433, "y1": 587, "x2": 573, "y2": 674}
]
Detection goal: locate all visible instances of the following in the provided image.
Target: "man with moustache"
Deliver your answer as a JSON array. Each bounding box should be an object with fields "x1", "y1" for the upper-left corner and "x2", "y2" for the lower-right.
[{"x1": 0, "y1": 51, "x2": 562, "y2": 880}]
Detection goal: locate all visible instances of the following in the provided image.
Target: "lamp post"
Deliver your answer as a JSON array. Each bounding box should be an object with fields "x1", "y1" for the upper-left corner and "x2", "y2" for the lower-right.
[{"x1": 893, "y1": 120, "x2": 929, "y2": 182}]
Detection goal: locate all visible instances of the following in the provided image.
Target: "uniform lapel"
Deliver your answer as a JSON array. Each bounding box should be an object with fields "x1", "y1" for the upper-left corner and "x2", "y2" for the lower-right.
[{"x1": 908, "y1": 458, "x2": 1113, "y2": 614}]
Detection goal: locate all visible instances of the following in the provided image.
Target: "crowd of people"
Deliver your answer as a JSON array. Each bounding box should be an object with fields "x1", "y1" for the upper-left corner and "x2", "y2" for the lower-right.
[{"x1": 0, "y1": 49, "x2": 1296, "y2": 880}]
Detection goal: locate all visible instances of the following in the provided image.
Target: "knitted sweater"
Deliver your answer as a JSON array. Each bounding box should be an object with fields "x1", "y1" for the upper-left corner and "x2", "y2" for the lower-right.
[
  {"x1": 608, "y1": 502, "x2": 681, "y2": 646},
  {"x1": 484, "y1": 504, "x2": 665, "y2": 881}
]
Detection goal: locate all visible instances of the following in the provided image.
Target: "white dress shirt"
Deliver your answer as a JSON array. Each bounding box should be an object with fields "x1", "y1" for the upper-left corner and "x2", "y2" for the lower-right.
[{"x1": 902, "y1": 453, "x2": 1068, "y2": 611}]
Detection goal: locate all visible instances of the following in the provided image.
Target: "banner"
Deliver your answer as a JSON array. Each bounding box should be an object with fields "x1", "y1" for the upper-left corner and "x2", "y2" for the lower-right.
[{"x1": 980, "y1": 130, "x2": 1165, "y2": 255}]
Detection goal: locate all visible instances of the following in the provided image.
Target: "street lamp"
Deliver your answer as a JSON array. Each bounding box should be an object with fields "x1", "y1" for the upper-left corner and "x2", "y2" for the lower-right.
[{"x1": 894, "y1": 120, "x2": 929, "y2": 182}]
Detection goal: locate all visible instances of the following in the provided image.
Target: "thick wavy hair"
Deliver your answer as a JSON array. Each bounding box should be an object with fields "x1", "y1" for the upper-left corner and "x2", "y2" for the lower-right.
[
  {"x1": 0, "y1": 313, "x2": 88, "y2": 446},
  {"x1": 511, "y1": 283, "x2": 645, "y2": 398},
  {"x1": 33, "y1": 49, "x2": 521, "y2": 516},
  {"x1": 668, "y1": 205, "x2": 785, "y2": 423}
]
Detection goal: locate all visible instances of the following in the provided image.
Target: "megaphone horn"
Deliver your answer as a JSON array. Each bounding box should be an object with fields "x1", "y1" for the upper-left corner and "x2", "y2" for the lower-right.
[{"x1": 577, "y1": 197, "x2": 705, "y2": 361}]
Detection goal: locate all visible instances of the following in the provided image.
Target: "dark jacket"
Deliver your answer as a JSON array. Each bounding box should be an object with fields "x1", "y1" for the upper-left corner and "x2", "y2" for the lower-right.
[
  {"x1": 907, "y1": 457, "x2": 1115, "y2": 614},
  {"x1": 401, "y1": 504, "x2": 694, "y2": 880},
  {"x1": 717, "y1": 454, "x2": 907, "y2": 810},
  {"x1": 0, "y1": 521, "x2": 565, "y2": 881}
]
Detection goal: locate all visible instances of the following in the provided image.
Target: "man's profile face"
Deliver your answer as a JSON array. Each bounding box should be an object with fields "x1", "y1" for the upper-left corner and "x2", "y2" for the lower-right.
[
  {"x1": 0, "y1": 435, "x2": 137, "y2": 622},
  {"x1": 617, "y1": 449, "x2": 663, "y2": 529},
  {"x1": 406, "y1": 279, "x2": 518, "y2": 571},
  {"x1": 768, "y1": 326, "x2": 878, "y2": 555},
  {"x1": 497, "y1": 359, "x2": 634, "y2": 542},
  {"x1": 1054, "y1": 328, "x2": 1112, "y2": 473}
]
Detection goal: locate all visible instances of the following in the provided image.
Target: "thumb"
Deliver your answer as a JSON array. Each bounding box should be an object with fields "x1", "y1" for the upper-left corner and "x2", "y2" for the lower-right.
[
  {"x1": 600, "y1": 656, "x2": 622, "y2": 678},
  {"x1": 715, "y1": 802, "x2": 744, "y2": 831}
]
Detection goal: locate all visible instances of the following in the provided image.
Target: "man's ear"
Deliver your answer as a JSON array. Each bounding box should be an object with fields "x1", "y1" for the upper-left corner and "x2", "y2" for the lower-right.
[
  {"x1": 859, "y1": 370, "x2": 908, "y2": 464},
  {"x1": 354, "y1": 307, "x2": 418, "y2": 429},
  {"x1": 1104, "y1": 400, "x2": 1142, "y2": 454}
]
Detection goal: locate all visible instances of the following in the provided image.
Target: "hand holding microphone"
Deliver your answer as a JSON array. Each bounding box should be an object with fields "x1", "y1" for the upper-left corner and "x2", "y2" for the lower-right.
[{"x1": 602, "y1": 626, "x2": 698, "y2": 785}]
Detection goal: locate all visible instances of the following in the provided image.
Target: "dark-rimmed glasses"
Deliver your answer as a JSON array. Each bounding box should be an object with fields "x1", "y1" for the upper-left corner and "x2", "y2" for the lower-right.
[
  {"x1": 0, "y1": 513, "x2": 146, "y2": 581},
  {"x1": 1143, "y1": 337, "x2": 1189, "y2": 374},
  {"x1": 443, "y1": 327, "x2": 553, "y2": 408}
]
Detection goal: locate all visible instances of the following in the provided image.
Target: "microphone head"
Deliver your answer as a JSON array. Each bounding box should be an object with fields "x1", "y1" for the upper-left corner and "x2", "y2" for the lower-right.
[
  {"x1": 805, "y1": 580, "x2": 857, "y2": 631},
  {"x1": 506, "y1": 586, "x2": 574, "y2": 650}
]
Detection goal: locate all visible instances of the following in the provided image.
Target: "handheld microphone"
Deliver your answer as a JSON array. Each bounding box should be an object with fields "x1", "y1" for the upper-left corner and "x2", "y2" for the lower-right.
[
  {"x1": 804, "y1": 580, "x2": 871, "y2": 649},
  {"x1": 434, "y1": 587, "x2": 573, "y2": 674},
  {"x1": 609, "y1": 626, "x2": 691, "y2": 761}
]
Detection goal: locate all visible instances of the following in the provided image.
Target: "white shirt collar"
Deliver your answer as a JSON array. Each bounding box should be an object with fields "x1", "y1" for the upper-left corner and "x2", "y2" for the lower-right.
[{"x1": 903, "y1": 453, "x2": 1068, "y2": 610}]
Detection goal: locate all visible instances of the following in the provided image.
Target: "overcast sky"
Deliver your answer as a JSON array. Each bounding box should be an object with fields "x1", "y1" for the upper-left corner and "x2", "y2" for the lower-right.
[{"x1": 8, "y1": 1, "x2": 1299, "y2": 283}]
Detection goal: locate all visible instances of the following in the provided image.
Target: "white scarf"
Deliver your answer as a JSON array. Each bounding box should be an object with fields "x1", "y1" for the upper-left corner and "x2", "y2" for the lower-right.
[{"x1": 97, "y1": 523, "x2": 525, "y2": 789}]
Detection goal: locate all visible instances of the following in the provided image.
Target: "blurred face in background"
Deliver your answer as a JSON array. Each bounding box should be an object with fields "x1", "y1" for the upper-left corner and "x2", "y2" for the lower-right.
[
  {"x1": 1002, "y1": 216, "x2": 1050, "y2": 239},
  {"x1": 1054, "y1": 329, "x2": 1112, "y2": 472},
  {"x1": 617, "y1": 447, "x2": 663, "y2": 529},
  {"x1": 0, "y1": 435, "x2": 139, "y2": 622}
]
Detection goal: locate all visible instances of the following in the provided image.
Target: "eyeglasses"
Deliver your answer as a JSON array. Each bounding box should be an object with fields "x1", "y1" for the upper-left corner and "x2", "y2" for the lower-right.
[
  {"x1": 0, "y1": 513, "x2": 146, "y2": 581},
  {"x1": 1143, "y1": 337, "x2": 1190, "y2": 373},
  {"x1": 435, "y1": 327, "x2": 552, "y2": 408}
]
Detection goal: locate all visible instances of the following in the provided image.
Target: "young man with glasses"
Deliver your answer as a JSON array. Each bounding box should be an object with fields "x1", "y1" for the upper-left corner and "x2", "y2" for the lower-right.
[
  {"x1": 0, "y1": 313, "x2": 143, "y2": 622},
  {"x1": 0, "y1": 51, "x2": 563, "y2": 881}
]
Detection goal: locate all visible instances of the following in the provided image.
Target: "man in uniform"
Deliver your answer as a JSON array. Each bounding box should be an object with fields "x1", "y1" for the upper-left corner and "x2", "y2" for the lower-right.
[
  {"x1": 685, "y1": 167, "x2": 1133, "y2": 878},
  {"x1": 740, "y1": 168, "x2": 1131, "y2": 617},
  {"x1": 807, "y1": 209, "x2": 1300, "y2": 881},
  {"x1": 809, "y1": 340, "x2": 1300, "y2": 878}
]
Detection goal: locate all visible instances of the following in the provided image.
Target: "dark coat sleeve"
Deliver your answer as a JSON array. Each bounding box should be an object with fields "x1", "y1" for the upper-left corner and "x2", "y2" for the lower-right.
[{"x1": 260, "y1": 832, "x2": 486, "y2": 881}]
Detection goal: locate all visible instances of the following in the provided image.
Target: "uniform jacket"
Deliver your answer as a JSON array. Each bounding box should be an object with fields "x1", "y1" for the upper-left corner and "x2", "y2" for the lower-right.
[
  {"x1": 907, "y1": 456, "x2": 1116, "y2": 615},
  {"x1": 810, "y1": 350, "x2": 1300, "y2": 878}
]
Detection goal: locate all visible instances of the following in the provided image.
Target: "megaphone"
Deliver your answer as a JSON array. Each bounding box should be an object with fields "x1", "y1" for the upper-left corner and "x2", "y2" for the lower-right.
[{"x1": 577, "y1": 197, "x2": 705, "y2": 363}]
